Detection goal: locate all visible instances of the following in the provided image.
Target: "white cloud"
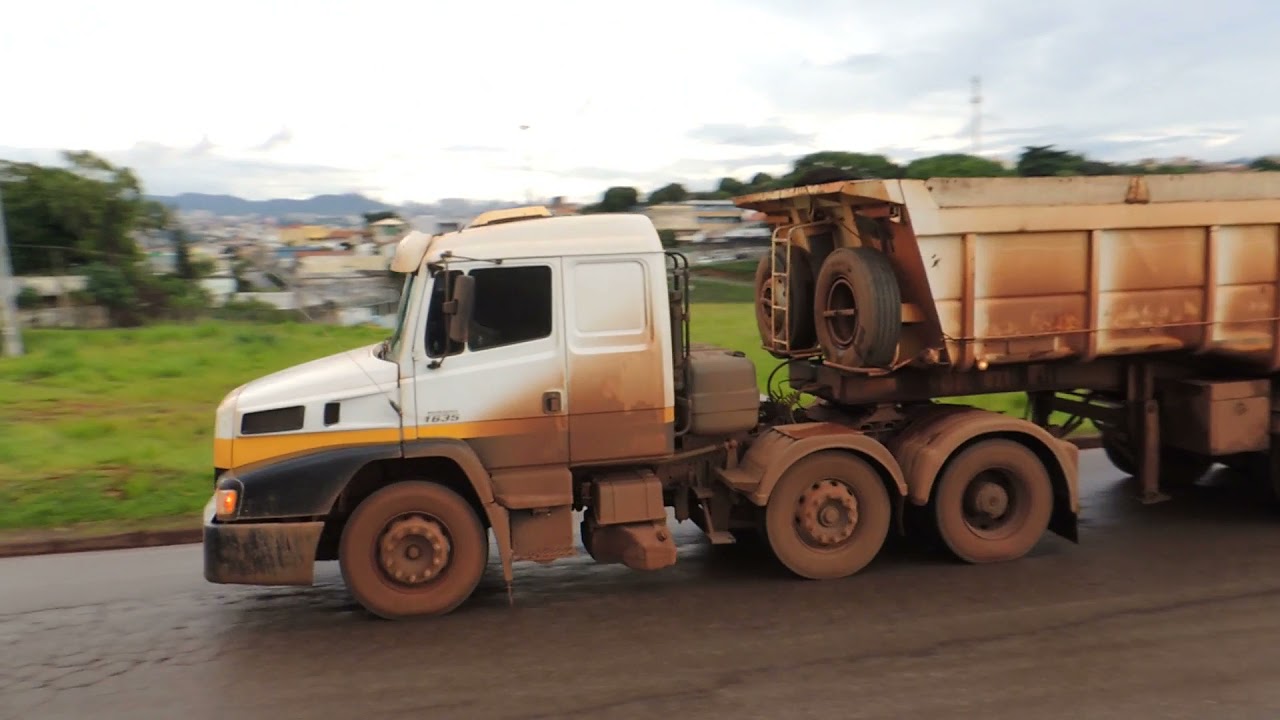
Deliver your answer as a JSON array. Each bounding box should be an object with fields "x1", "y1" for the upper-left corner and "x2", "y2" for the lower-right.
[{"x1": 3, "y1": 0, "x2": 1277, "y2": 203}]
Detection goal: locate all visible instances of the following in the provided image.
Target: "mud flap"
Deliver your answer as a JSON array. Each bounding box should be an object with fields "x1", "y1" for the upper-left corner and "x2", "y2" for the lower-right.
[{"x1": 1049, "y1": 504, "x2": 1079, "y2": 543}]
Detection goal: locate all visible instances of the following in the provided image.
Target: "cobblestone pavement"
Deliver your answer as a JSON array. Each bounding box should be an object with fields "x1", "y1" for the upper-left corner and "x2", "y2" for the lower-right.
[{"x1": 6, "y1": 450, "x2": 1280, "y2": 720}]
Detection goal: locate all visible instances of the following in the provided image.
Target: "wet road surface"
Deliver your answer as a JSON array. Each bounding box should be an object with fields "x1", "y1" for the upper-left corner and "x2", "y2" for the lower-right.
[{"x1": 6, "y1": 449, "x2": 1280, "y2": 719}]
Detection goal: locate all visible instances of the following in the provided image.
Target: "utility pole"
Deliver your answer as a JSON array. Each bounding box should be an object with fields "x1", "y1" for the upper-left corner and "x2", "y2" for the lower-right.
[
  {"x1": 0, "y1": 184, "x2": 25, "y2": 357},
  {"x1": 970, "y1": 76, "x2": 983, "y2": 156}
]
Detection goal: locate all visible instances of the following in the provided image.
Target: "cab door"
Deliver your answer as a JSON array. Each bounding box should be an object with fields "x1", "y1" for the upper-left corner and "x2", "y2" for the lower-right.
[{"x1": 411, "y1": 259, "x2": 568, "y2": 470}]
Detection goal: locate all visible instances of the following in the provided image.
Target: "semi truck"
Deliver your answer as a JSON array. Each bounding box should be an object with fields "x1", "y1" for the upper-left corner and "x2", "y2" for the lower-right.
[{"x1": 203, "y1": 173, "x2": 1280, "y2": 619}]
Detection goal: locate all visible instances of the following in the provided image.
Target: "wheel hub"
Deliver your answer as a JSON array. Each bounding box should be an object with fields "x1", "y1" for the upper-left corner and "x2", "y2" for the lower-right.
[
  {"x1": 378, "y1": 515, "x2": 451, "y2": 586},
  {"x1": 969, "y1": 480, "x2": 1009, "y2": 517},
  {"x1": 824, "y1": 279, "x2": 858, "y2": 346},
  {"x1": 796, "y1": 479, "x2": 859, "y2": 546}
]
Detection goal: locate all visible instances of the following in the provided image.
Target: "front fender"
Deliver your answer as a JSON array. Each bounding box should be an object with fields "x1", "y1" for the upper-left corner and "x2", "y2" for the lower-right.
[{"x1": 218, "y1": 442, "x2": 403, "y2": 520}]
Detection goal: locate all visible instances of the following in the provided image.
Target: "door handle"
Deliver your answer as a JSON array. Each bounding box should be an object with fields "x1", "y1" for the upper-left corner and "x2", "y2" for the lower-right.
[{"x1": 542, "y1": 391, "x2": 562, "y2": 414}]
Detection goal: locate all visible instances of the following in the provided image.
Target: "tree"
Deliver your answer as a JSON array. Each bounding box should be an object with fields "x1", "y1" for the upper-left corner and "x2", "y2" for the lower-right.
[
  {"x1": 717, "y1": 177, "x2": 747, "y2": 195},
  {"x1": 592, "y1": 186, "x2": 639, "y2": 213},
  {"x1": 905, "y1": 153, "x2": 1009, "y2": 179},
  {"x1": 1016, "y1": 145, "x2": 1086, "y2": 177},
  {"x1": 746, "y1": 172, "x2": 777, "y2": 192},
  {"x1": 0, "y1": 151, "x2": 150, "y2": 274},
  {"x1": 1251, "y1": 157, "x2": 1280, "y2": 172},
  {"x1": 657, "y1": 229, "x2": 678, "y2": 248},
  {"x1": 788, "y1": 151, "x2": 903, "y2": 183},
  {"x1": 647, "y1": 183, "x2": 688, "y2": 205},
  {"x1": 84, "y1": 261, "x2": 140, "y2": 325},
  {"x1": 363, "y1": 210, "x2": 400, "y2": 225},
  {"x1": 173, "y1": 228, "x2": 197, "y2": 279}
]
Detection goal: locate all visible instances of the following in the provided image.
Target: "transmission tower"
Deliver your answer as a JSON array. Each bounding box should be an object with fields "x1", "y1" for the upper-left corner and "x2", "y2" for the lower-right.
[{"x1": 970, "y1": 76, "x2": 983, "y2": 155}]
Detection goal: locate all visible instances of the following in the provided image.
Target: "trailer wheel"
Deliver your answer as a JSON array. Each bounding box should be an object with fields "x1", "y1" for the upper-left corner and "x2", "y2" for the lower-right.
[
  {"x1": 812, "y1": 247, "x2": 901, "y2": 368},
  {"x1": 754, "y1": 248, "x2": 815, "y2": 356},
  {"x1": 1100, "y1": 431, "x2": 1212, "y2": 488},
  {"x1": 931, "y1": 439, "x2": 1052, "y2": 564},
  {"x1": 339, "y1": 481, "x2": 488, "y2": 619},
  {"x1": 765, "y1": 451, "x2": 890, "y2": 579}
]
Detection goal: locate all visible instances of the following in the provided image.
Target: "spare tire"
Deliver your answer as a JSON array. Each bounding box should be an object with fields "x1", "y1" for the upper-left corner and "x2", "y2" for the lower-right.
[
  {"x1": 753, "y1": 247, "x2": 815, "y2": 356},
  {"x1": 813, "y1": 247, "x2": 901, "y2": 368}
]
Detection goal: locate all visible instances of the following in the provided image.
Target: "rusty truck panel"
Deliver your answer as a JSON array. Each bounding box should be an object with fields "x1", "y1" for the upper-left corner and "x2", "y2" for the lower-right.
[{"x1": 735, "y1": 173, "x2": 1280, "y2": 373}]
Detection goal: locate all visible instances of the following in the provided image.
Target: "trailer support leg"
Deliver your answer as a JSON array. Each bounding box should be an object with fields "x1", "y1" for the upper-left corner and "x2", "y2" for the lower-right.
[
  {"x1": 1130, "y1": 364, "x2": 1169, "y2": 505},
  {"x1": 1138, "y1": 398, "x2": 1169, "y2": 504}
]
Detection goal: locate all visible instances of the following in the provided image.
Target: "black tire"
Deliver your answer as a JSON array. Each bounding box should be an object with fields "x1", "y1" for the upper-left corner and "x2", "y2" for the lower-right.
[
  {"x1": 765, "y1": 451, "x2": 891, "y2": 579},
  {"x1": 753, "y1": 247, "x2": 815, "y2": 356},
  {"x1": 812, "y1": 247, "x2": 901, "y2": 368},
  {"x1": 931, "y1": 439, "x2": 1053, "y2": 564},
  {"x1": 1101, "y1": 431, "x2": 1136, "y2": 475},
  {"x1": 339, "y1": 481, "x2": 488, "y2": 619},
  {"x1": 1101, "y1": 431, "x2": 1211, "y2": 489}
]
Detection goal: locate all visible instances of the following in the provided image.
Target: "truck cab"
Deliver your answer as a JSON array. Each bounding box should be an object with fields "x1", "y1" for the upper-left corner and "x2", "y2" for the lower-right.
[{"x1": 205, "y1": 209, "x2": 732, "y2": 616}]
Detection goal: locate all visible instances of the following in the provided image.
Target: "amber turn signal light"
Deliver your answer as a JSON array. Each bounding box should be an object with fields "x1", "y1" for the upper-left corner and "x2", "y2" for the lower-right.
[{"x1": 215, "y1": 488, "x2": 239, "y2": 519}]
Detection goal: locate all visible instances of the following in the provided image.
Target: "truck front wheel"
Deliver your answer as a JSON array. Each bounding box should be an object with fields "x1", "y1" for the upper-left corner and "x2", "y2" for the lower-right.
[
  {"x1": 339, "y1": 481, "x2": 488, "y2": 619},
  {"x1": 765, "y1": 451, "x2": 890, "y2": 580},
  {"x1": 930, "y1": 439, "x2": 1053, "y2": 564}
]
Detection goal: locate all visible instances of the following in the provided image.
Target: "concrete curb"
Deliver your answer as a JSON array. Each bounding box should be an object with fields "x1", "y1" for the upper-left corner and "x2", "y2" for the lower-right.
[
  {"x1": 0, "y1": 434, "x2": 1105, "y2": 560},
  {"x1": 0, "y1": 528, "x2": 202, "y2": 560}
]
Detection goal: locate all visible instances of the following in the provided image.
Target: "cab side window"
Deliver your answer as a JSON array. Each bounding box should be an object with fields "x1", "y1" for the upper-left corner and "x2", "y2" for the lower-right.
[
  {"x1": 467, "y1": 265, "x2": 553, "y2": 352},
  {"x1": 424, "y1": 265, "x2": 553, "y2": 357}
]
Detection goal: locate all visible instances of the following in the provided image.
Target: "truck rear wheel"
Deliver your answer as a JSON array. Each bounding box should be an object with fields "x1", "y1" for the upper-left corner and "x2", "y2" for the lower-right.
[
  {"x1": 339, "y1": 481, "x2": 488, "y2": 619},
  {"x1": 931, "y1": 439, "x2": 1052, "y2": 564},
  {"x1": 754, "y1": 247, "x2": 815, "y2": 355},
  {"x1": 812, "y1": 247, "x2": 901, "y2": 368},
  {"x1": 765, "y1": 451, "x2": 890, "y2": 579}
]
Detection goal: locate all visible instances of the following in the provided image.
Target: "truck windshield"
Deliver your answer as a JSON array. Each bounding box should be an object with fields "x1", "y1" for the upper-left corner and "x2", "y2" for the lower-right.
[{"x1": 386, "y1": 272, "x2": 416, "y2": 358}]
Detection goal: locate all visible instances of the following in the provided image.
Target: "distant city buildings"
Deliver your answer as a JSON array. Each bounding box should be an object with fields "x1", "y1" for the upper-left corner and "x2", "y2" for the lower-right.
[{"x1": 642, "y1": 199, "x2": 761, "y2": 242}]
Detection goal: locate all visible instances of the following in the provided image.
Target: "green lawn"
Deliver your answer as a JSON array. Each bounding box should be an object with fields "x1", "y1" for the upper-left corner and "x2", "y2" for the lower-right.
[
  {"x1": 0, "y1": 322, "x2": 386, "y2": 532},
  {"x1": 1, "y1": 297, "x2": 1070, "y2": 534}
]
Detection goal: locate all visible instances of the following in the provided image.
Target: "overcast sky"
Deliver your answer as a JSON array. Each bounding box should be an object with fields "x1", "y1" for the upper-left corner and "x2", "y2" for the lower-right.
[{"x1": 3, "y1": 0, "x2": 1276, "y2": 203}]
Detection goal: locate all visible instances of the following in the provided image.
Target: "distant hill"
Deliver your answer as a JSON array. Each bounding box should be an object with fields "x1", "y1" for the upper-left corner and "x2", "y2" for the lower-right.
[
  {"x1": 146, "y1": 192, "x2": 529, "y2": 223},
  {"x1": 148, "y1": 192, "x2": 394, "y2": 218}
]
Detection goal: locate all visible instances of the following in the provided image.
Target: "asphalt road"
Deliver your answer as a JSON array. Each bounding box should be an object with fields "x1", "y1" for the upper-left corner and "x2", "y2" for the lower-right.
[{"x1": 6, "y1": 449, "x2": 1280, "y2": 720}]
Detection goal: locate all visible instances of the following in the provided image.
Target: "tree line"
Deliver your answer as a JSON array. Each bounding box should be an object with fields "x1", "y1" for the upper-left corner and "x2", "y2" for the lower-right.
[
  {"x1": 4, "y1": 144, "x2": 1278, "y2": 313},
  {"x1": 1, "y1": 151, "x2": 211, "y2": 325},
  {"x1": 580, "y1": 146, "x2": 1280, "y2": 213}
]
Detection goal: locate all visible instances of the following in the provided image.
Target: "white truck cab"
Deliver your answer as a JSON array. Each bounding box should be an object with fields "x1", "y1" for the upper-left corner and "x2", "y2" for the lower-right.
[{"x1": 205, "y1": 209, "x2": 714, "y2": 617}]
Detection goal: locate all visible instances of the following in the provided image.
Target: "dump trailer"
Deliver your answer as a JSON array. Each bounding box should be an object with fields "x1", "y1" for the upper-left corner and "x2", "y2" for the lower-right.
[{"x1": 202, "y1": 173, "x2": 1280, "y2": 619}]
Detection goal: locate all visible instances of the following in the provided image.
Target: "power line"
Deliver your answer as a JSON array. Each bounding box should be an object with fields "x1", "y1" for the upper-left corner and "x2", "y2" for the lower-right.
[{"x1": 0, "y1": 185, "x2": 25, "y2": 357}]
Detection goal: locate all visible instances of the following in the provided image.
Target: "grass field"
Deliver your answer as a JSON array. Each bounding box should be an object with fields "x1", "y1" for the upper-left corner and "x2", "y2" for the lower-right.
[
  {"x1": 0, "y1": 323, "x2": 386, "y2": 532},
  {"x1": 1, "y1": 284, "x2": 1048, "y2": 533}
]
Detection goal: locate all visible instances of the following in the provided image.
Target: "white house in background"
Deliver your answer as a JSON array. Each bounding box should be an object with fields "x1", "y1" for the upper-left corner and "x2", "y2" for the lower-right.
[
  {"x1": 369, "y1": 217, "x2": 409, "y2": 245},
  {"x1": 200, "y1": 277, "x2": 238, "y2": 305},
  {"x1": 295, "y1": 254, "x2": 389, "y2": 277}
]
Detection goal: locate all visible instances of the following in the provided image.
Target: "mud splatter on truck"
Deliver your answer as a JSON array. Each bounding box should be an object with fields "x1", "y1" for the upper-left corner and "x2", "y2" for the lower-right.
[{"x1": 203, "y1": 173, "x2": 1280, "y2": 618}]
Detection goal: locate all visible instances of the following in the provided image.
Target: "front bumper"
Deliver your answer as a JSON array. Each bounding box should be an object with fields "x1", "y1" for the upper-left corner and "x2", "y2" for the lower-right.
[{"x1": 202, "y1": 496, "x2": 325, "y2": 586}]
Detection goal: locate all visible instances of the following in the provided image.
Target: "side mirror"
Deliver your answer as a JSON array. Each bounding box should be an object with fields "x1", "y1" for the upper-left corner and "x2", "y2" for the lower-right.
[{"x1": 446, "y1": 274, "x2": 475, "y2": 345}]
